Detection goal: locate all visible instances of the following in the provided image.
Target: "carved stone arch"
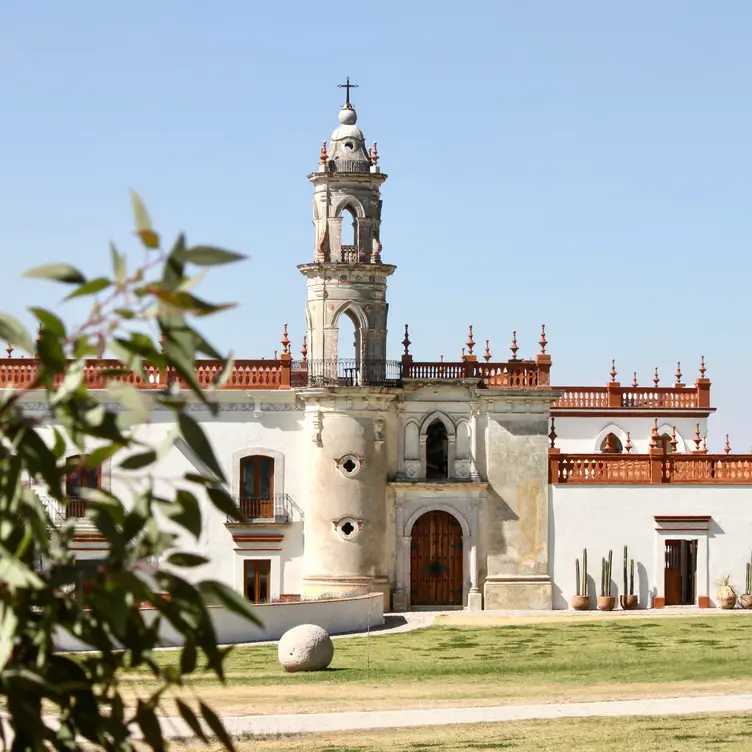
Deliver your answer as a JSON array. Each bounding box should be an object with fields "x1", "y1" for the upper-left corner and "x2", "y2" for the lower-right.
[
  {"x1": 658, "y1": 423, "x2": 686, "y2": 453},
  {"x1": 594, "y1": 423, "x2": 628, "y2": 454},
  {"x1": 333, "y1": 196, "x2": 366, "y2": 219},
  {"x1": 405, "y1": 503, "x2": 471, "y2": 539},
  {"x1": 455, "y1": 418, "x2": 471, "y2": 459},
  {"x1": 420, "y1": 411, "x2": 456, "y2": 438},
  {"x1": 330, "y1": 300, "x2": 369, "y2": 331}
]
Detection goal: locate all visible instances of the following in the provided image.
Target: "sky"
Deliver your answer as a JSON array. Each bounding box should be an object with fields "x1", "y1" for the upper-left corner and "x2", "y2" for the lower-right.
[{"x1": 1, "y1": 2, "x2": 751, "y2": 449}]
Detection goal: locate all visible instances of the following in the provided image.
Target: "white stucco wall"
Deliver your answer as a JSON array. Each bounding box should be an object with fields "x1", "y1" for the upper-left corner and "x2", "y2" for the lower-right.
[
  {"x1": 53, "y1": 593, "x2": 384, "y2": 651},
  {"x1": 551, "y1": 484, "x2": 752, "y2": 609}
]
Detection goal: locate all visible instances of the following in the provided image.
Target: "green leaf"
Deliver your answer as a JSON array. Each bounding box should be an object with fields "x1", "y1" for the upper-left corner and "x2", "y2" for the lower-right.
[
  {"x1": 0, "y1": 601, "x2": 19, "y2": 670},
  {"x1": 135, "y1": 700, "x2": 165, "y2": 751},
  {"x1": 64, "y1": 277, "x2": 112, "y2": 301},
  {"x1": 176, "y1": 699, "x2": 206, "y2": 742},
  {"x1": 129, "y1": 190, "x2": 160, "y2": 249},
  {"x1": 158, "y1": 490, "x2": 202, "y2": 538},
  {"x1": 51, "y1": 428, "x2": 67, "y2": 460},
  {"x1": 175, "y1": 246, "x2": 246, "y2": 266},
  {"x1": 107, "y1": 382, "x2": 150, "y2": 426},
  {"x1": 111, "y1": 241, "x2": 127, "y2": 287},
  {"x1": 0, "y1": 546, "x2": 44, "y2": 590},
  {"x1": 119, "y1": 450, "x2": 157, "y2": 470},
  {"x1": 29, "y1": 307, "x2": 66, "y2": 339},
  {"x1": 206, "y1": 485, "x2": 240, "y2": 522},
  {"x1": 167, "y1": 552, "x2": 209, "y2": 568},
  {"x1": 0, "y1": 313, "x2": 34, "y2": 355},
  {"x1": 178, "y1": 413, "x2": 225, "y2": 481},
  {"x1": 199, "y1": 702, "x2": 236, "y2": 752},
  {"x1": 199, "y1": 580, "x2": 261, "y2": 626},
  {"x1": 23, "y1": 263, "x2": 86, "y2": 284}
]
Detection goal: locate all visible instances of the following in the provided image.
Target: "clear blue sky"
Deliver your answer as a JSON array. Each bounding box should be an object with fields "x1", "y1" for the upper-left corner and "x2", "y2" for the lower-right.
[{"x1": 2, "y1": 2, "x2": 751, "y2": 449}]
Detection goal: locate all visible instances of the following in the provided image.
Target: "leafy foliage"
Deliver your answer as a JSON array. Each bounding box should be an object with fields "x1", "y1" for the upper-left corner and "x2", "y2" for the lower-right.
[{"x1": 0, "y1": 194, "x2": 253, "y2": 750}]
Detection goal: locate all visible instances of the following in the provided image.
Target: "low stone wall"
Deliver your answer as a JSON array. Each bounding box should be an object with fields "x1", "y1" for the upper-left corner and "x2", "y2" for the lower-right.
[{"x1": 53, "y1": 593, "x2": 384, "y2": 652}]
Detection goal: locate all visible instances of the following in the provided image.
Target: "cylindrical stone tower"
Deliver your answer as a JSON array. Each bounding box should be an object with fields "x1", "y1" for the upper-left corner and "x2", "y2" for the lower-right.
[{"x1": 298, "y1": 85, "x2": 397, "y2": 607}]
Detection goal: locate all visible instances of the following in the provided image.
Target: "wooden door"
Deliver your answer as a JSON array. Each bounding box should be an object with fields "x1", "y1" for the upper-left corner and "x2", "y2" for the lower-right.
[
  {"x1": 410, "y1": 511, "x2": 463, "y2": 606},
  {"x1": 664, "y1": 540, "x2": 682, "y2": 606}
]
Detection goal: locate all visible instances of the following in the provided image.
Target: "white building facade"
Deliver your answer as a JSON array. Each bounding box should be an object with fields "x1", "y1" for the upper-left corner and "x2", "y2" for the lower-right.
[{"x1": 12, "y1": 93, "x2": 752, "y2": 612}]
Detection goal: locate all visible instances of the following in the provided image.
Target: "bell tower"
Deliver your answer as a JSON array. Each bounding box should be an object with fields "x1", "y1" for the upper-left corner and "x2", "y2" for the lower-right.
[
  {"x1": 297, "y1": 82, "x2": 397, "y2": 608},
  {"x1": 299, "y1": 79, "x2": 395, "y2": 377}
]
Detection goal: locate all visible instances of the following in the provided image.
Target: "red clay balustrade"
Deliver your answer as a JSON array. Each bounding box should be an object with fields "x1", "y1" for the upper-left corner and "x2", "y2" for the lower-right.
[{"x1": 549, "y1": 451, "x2": 752, "y2": 485}]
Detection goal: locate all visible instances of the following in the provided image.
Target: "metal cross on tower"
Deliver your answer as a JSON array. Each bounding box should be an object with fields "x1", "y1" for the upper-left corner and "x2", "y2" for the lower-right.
[{"x1": 337, "y1": 77, "x2": 358, "y2": 106}]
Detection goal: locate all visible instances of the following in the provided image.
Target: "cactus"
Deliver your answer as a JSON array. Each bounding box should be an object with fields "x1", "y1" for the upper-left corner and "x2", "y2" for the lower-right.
[
  {"x1": 629, "y1": 558, "x2": 635, "y2": 596},
  {"x1": 582, "y1": 548, "x2": 588, "y2": 596},
  {"x1": 623, "y1": 545, "x2": 628, "y2": 598},
  {"x1": 607, "y1": 549, "x2": 613, "y2": 596},
  {"x1": 747, "y1": 550, "x2": 752, "y2": 596},
  {"x1": 576, "y1": 558, "x2": 581, "y2": 596}
]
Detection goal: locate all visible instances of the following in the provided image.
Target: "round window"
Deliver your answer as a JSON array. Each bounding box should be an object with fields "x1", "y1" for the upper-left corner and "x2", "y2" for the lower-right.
[
  {"x1": 336, "y1": 454, "x2": 362, "y2": 478},
  {"x1": 334, "y1": 517, "x2": 361, "y2": 541}
]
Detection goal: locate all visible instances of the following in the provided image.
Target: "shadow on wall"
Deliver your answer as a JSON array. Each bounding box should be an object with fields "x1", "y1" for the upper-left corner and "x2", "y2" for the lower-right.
[
  {"x1": 483, "y1": 487, "x2": 518, "y2": 560},
  {"x1": 637, "y1": 561, "x2": 650, "y2": 609}
]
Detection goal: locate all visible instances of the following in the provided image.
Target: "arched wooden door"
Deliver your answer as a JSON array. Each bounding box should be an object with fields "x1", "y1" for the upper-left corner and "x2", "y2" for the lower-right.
[{"x1": 410, "y1": 510, "x2": 463, "y2": 606}]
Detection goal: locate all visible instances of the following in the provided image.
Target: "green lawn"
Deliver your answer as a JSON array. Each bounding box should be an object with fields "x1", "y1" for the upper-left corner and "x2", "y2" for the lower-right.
[
  {"x1": 149, "y1": 614, "x2": 752, "y2": 688},
  {"x1": 115, "y1": 615, "x2": 752, "y2": 716},
  {"x1": 177, "y1": 713, "x2": 752, "y2": 751}
]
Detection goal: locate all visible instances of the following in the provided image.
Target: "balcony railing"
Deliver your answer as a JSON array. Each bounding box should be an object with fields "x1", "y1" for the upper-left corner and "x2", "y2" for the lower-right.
[
  {"x1": 550, "y1": 451, "x2": 752, "y2": 485},
  {"x1": 552, "y1": 382, "x2": 711, "y2": 411},
  {"x1": 227, "y1": 494, "x2": 292, "y2": 524},
  {"x1": 292, "y1": 359, "x2": 402, "y2": 388}
]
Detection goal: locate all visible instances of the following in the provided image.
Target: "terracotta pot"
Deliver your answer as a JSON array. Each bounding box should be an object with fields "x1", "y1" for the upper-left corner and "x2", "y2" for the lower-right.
[
  {"x1": 740, "y1": 594, "x2": 752, "y2": 609},
  {"x1": 718, "y1": 594, "x2": 737, "y2": 610},
  {"x1": 597, "y1": 595, "x2": 616, "y2": 611},
  {"x1": 571, "y1": 595, "x2": 590, "y2": 611},
  {"x1": 620, "y1": 594, "x2": 638, "y2": 610}
]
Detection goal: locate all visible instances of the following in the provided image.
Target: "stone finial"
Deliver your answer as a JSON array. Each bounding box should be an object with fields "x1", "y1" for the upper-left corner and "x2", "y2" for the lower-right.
[
  {"x1": 509, "y1": 331, "x2": 519, "y2": 360},
  {"x1": 653, "y1": 367, "x2": 660, "y2": 387},
  {"x1": 539, "y1": 324, "x2": 547, "y2": 355},
  {"x1": 649, "y1": 419, "x2": 660, "y2": 450},
  {"x1": 675, "y1": 361, "x2": 683, "y2": 386},
  {"x1": 159, "y1": 332, "x2": 166, "y2": 354},
  {"x1": 370, "y1": 141, "x2": 379, "y2": 165},
  {"x1": 281, "y1": 323, "x2": 290, "y2": 355},
  {"x1": 604, "y1": 433, "x2": 614, "y2": 453},
  {"x1": 610, "y1": 359, "x2": 617, "y2": 383},
  {"x1": 725, "y1": 434, "x2": 731, "y2": 454},
  {"x1": 625, "y1": 432, "x2": 633, "y2": 454},
  {"x1": 274, "y1": 350, "x2": 278, "y2": 359},
  {"x1": 461, "y1": 347, "x2": 466, "y2": 359},
  {"x1": 670, "y1": 426, "x2": 678, "y2": 453},
  {"x1": 549, "y1": 417, "x2": 557, "y2": 449},
  {"x1": 484, "y1": 340, "x2": 491, "y2": 362},
  {"x1": 36, "y1": 323, "x2": 43, "y2": 345},
  {"x1": 319, "y1": 140, "x2": 328, "y2": 165},
  {"x1": 5, "y1": 342, "x2": 12, "y2": 359},
  {"x1": 702, "y1": 435, "x2": 708, "y2": 453},
  {"x1": 699, "y1": 355, "x2": 707, "y2": 378},
  {"x1": 694, "y1": 423, "x2": 702, "y2": 452},
  {"x1": 466, "y1": 325, "x2": 475, "y2": 356},
  {"x1": 301, "y1": 335, "x2": 308, "y2": 362},
  {"x1": 632, "y1": 372, "x2": 638, "y2": 388},
  {"x1": 402, "y1": 324, "x2": 411, "y2": 356}
]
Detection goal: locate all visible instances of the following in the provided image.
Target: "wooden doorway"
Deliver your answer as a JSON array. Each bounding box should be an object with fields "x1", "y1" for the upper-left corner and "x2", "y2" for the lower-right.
[
  {"x1": 664, "y1": 539, "x2": 697, "y2": 606},
  {"x1": 410, "y1": 510, "x2": 463, "y2": 607}
]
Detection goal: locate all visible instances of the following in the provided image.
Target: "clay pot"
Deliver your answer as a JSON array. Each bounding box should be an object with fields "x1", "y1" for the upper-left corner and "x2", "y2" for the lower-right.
[
  {"x1": 718, "y1": 594, "x2": 737, "y2": 610},
  {"x1": 597, "y1": 595, "x2": 616, "y2": 611},
  {"x1": 620, "y1": 594, "x2": 639, "y2": 610},
  {"x1": 739, "y1": 594, "x2": 752, "y2": 609},
  {"x1": 571, "y1": 595, "x2": 590, "y2": 611}
]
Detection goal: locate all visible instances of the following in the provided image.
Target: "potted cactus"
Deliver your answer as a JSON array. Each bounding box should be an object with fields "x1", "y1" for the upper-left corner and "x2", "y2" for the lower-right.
[
  {"x1": 597, "y1": 550, "x2": 616, "y2": 611},
  {"x1": 620, "y1": 545, "x2": 638, "y2": 610},
  {"x1": 717, "y1": 574, "x2": 738, "y2": 609},
  {"x1": 741, "y1": 553, "x2": 752, "y2": 609},
  {"x1": 572, "y1": 548, "x2": 590, "y2": 610}
]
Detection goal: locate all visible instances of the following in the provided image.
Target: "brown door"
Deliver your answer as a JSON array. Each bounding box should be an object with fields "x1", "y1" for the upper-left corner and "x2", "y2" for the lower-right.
[
  {"x1": 410, "y1": 511, "x2": 463, "y2": 606},
  {"x1": 664, "y1": 541, "x2": 682, "y2": 605}
]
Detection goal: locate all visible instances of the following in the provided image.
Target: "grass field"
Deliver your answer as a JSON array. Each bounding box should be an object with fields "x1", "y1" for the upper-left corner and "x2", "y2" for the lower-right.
[
  {"x1": 122, "y1": 615, "x2": 752, "y2": 716},
  {"x1": 174, "y1": 713, "x2": 752, "y2": 751}
]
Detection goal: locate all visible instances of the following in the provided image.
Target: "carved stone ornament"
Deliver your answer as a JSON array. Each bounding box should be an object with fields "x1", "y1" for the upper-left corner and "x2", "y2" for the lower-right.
[
  {"x1": 374, "y1": 418, "x2": 385, "y2": 446},
  {"x1": 312, "y1": 410, "x2": 324, "y2": 448}
]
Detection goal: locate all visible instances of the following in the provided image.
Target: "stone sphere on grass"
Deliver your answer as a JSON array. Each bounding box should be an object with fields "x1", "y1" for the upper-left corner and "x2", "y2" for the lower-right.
[{"x1": 278, "y1": 624, "x2": 334, "y2": 673}]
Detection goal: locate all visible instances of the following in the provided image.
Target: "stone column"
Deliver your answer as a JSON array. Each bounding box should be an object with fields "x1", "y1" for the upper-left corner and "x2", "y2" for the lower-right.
[
  {"x1": 467, "y1": 499, "x2": 482, "y2": 610},
  {"x1": 393, "y1": 534, "x2": 411, "y2": 612},
  {"x1": 419, "y1": 435, "x2": 427, "y2": 479},
  {"x1": 448, "y1": 435, "x2": 457, "y2": 478},
  {"x1": 469, "y1": 401, "x2": 481, "y2": 481}
]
